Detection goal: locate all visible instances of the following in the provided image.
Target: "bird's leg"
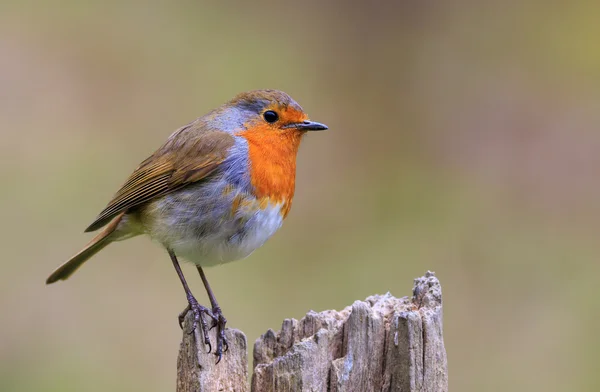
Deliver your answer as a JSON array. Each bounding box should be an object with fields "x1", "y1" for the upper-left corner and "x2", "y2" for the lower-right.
[
  {"x1": 168, "y1": 250, "x2": 216, "y2": 354},
  {"x1": 196, "y1": 265, "x2": 228, "y2": 363}
]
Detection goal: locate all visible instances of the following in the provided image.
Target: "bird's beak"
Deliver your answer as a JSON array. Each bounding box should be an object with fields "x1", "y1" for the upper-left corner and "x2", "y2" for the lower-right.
[{"x1": 284, "y1": 120, "x2": 328, "y2": 131}]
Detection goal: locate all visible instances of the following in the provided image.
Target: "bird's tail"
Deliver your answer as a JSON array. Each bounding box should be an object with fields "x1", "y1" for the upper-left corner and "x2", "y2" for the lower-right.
[{"x1": 46, "y1": 212, "x2": 125, "y2": 284}]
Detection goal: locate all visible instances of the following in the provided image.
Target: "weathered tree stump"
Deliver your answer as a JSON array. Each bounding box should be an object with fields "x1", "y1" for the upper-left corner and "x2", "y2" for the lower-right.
[
  {"x1": 177, "y1": 324, "x2": 248, "y2": 392},
  {"x1": 177, "y1": 271, "x2": 447, "y2": 392}
]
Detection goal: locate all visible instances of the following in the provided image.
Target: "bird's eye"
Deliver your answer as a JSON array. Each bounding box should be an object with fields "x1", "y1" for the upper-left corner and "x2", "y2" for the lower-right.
[{"x1": 263, "y1": 110, "x2": 279, "y2": 123}]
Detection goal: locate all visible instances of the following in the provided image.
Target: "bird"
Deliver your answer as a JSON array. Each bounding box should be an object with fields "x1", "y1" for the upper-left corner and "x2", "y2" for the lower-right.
[{"x1": 46, "y1": 89, "x2": 328, "y2": 363}]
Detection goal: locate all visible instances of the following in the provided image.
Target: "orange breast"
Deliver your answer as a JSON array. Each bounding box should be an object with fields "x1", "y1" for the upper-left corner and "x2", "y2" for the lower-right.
[{"x1": 237, "y1": 124, "x2": 303, "y2": 218}]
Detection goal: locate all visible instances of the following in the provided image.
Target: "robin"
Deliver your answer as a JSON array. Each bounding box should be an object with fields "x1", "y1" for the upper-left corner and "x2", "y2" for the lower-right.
[{"x1": 46, "y1": 90, "x2": 328, "y2": 362}]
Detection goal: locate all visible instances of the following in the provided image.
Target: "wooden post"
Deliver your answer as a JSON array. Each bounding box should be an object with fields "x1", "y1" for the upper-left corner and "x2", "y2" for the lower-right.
[{"x1": 177, "y1": 271, "x2": 447, "y2": 392}]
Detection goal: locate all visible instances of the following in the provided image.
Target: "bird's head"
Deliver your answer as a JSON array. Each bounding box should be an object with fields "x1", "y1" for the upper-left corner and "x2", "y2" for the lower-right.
[{"x1": 210, "y1": 89, "x2": 328, "y2": 137}]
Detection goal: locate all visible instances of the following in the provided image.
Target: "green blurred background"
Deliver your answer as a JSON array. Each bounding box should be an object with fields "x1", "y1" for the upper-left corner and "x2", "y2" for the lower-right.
[{"x1": 2, "y1": 1, "x2": 600, "y2": 391}]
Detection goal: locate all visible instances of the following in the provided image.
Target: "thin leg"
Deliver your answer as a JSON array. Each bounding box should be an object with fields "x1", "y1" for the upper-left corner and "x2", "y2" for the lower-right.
[
  {"x1": 168, "y1": 249, "x2": 215, "y2": 354},
  {"x1": 196, "y1": 265, "x2": 228, "y2": 363}
]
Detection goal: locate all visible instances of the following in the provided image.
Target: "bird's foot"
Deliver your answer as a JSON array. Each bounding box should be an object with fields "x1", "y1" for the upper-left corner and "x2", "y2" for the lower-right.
[
  {"x1": 209, "y1": 306, "x2": 228, "y2": 364},
  {"x1": 178, "y1": 295, "x2": 217, "y2": 354}
]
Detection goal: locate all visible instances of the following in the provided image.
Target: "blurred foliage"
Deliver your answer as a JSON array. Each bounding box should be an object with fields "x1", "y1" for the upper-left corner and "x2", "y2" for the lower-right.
[{"x1": 1, "y1": 1, "x2": 600, "y2": 391}]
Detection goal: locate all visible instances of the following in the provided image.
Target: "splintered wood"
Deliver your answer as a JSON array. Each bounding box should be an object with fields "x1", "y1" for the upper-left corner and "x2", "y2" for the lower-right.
[{"x1": 177, "y1": 271, "x2": 447, "y2": 392}]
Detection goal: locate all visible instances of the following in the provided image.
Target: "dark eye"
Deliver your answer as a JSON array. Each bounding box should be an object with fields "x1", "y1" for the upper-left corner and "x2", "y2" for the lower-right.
[{"x1": 263, "y1": 110, "x2": 279, "y2": 123}]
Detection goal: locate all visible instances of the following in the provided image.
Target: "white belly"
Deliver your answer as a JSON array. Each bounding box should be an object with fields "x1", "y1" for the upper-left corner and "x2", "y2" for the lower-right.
[
  {"x1": 174, "y1": 203, "x2": 284, "y2": 266},
  {"x1": 142, "y1": 189, "x2": 285, "y2": 267}
]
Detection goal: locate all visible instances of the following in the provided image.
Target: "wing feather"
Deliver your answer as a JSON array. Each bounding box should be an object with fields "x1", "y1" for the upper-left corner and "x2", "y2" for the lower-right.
[{"x1": 85, "y1": 127, "x2": 235, "y2": 232}]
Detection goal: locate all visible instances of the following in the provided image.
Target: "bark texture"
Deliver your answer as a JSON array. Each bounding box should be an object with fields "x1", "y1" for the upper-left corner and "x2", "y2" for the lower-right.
[{"x1": 177, "y1": 271, "x2": 447, "y2": 392}]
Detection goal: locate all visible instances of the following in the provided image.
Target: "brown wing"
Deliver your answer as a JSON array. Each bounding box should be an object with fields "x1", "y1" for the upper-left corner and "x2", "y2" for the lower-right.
[{"x1": 85, "y1": 125, "x2": 235, "y2": 232}]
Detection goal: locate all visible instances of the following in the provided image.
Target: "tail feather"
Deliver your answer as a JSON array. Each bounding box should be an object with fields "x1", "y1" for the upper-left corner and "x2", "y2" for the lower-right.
[{"x1": 46, "y1": 212, "x2": 124, "y2": 284}]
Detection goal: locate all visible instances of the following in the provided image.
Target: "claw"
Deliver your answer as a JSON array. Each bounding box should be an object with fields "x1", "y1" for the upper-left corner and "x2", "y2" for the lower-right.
[
  {"x1": 223, "y1": 338, "x2": 229, "y2": 353},
  {"x1": 179, "y1": 299, "x2": 229, "y2": 364},
  {"x1": 179, "y1": 295, "x2": 215, "y2": 354},
  {"x1": 210, "y1": 307, "x2": 228, "y2": 362}
]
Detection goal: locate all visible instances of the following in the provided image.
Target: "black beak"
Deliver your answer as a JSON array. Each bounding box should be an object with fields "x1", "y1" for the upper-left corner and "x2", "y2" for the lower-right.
[{"x1": 284, "y1": 120, "x2": 328, "y2": 131}]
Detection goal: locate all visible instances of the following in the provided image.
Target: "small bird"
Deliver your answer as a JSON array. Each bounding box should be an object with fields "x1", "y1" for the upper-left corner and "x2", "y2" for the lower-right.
[{"x1": 46, "y1": 90, "x2": 327, "y2": 362}]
